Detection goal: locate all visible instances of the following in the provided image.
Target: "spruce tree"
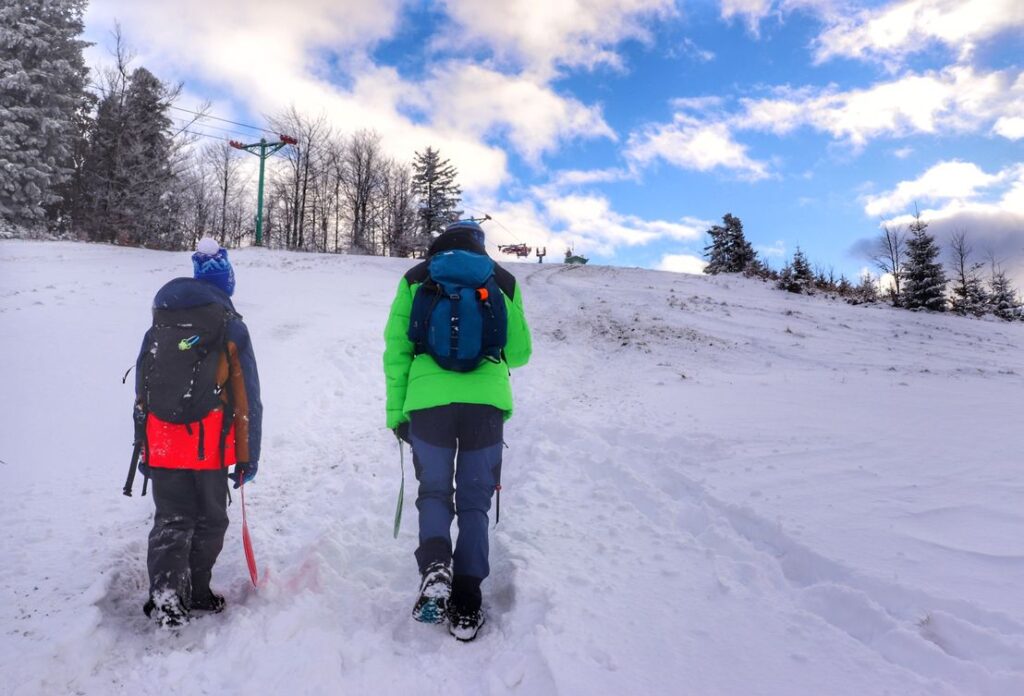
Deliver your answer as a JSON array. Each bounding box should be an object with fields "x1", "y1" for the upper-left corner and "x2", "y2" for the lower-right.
[
  {"x1": 792, "y1": 248, "x2": 813, "y2": 291},
  {"x1": 704, "y1": 213, "x2": 755, "y2": 274},
  {"x1": 411, "y1": 146, "x2": 461, "y2": 252},
  {"x1": 776, "y1": 262, "x2": 795, "y2": 293},
  {"x1": 0, "y1": 0, "x2": 91, "y2": 228},
  {"x1": 901, "y1": 210, "x2": 947, "y2": 311},
  {"x1": 80, "y1": 66, "x2": 177, "y2": 247},
  {"x1": 776, "y1": 247, "x2": 814, "y2": 294},
  {"x1": 989, "y1": 268, "x2": 1023, "y2": 321},
  {"x1": 836, "y1": 275, "x2": 853, "y2": 297}
]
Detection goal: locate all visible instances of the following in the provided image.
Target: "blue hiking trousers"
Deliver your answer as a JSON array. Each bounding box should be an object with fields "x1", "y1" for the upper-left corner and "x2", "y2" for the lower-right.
[{"x1": 409, "y1": 403, "x2": 503, "y2": 586}]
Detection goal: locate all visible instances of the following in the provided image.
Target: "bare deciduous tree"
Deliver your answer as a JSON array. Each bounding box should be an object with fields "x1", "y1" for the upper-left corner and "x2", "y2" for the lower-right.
[
  {"x1": 269, "y1": 106, "x2": 329, "y2": 250},
  {"x1": 341, "y1": 129, "x2": 385, "y2": 254},
  {"x1": 872, "y1": 223, "x2": 905, "y2": 306},
  {"x1": 948, "y1": 230, "x2": 988, "y2": 316}
]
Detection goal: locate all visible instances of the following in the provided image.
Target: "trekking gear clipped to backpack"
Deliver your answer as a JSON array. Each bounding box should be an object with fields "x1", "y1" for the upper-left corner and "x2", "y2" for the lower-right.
[
  {"x1": 123, "y1": 398, "x2": 149, "y2": 496},
  {"x1": 122, "y1": 438, "x2": 144, "y2": 497},
  {"x1": 408, "y1": 250, "x2": 508, "y2": 372}
]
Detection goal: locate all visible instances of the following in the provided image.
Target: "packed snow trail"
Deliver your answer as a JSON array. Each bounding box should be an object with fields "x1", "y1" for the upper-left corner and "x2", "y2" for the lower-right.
[{"x1": 1, "y1": 241, "x2": 1023, "y2": 695}]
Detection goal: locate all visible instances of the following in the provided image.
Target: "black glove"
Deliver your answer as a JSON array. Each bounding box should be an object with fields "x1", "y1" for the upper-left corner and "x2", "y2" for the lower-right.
[
  {"x1": 229, "y1": 461, "x2": 258, "y2": 489},
  {"x1": 394, "y1": 422, "x2": 411, "y2": 444},
  {"x1": 133, "y1": 402, "x2": 147, "y2": 442}
]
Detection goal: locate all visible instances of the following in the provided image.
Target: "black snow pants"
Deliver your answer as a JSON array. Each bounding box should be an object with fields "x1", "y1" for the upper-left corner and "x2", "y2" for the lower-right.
[{"x1": 147, "y1": 468, "x2": 229, "y2": 607}]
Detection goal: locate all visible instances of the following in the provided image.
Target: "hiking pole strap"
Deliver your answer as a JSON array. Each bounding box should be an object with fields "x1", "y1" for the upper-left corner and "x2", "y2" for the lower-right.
[
  {"x1": 393, "y1": 434, "x2": 405, "y2": 539},
  {"x1": 122, "y1": 440, "x2": 142, "y2": 496}
]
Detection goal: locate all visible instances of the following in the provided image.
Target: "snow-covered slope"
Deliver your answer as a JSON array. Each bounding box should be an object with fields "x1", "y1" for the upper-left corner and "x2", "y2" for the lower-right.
[{"x1": 2, "y1": 240, "x2": 1023, "y2": 695}]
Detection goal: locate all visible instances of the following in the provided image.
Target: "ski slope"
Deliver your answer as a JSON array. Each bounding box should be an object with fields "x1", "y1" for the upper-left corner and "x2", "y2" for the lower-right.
[{"x1": 1, "y1": 240, "x2": 1023, "y2": 695}]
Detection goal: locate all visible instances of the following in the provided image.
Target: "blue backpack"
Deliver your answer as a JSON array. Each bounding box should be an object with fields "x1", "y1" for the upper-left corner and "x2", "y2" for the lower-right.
[{"x1": 408, "y1": 250, "x2": 508, "y2": 372}]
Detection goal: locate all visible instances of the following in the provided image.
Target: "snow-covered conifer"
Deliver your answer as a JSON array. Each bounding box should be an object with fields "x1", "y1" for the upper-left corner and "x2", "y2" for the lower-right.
[
  {"x1": 80, "y1": 65, "x2": 177, "y2": 247},
  {"x1": 411, "y1": 146, "x2": 462, "y2": 253},
  {"x1": 988, "y1": 267, "x2": 1023, "y2": 321},
  {"x1": 777, "y1": 247, "x2": 814, "y2": 294},
  {"x1": 901, "y1": 210, "x2": 947, "y2": 311},
  {"x1": 704, "y1": 213, "x2": 755, "y2": 275},
  {"x1": 0, "y1": 0, "x2": 90, "y2": 228}
]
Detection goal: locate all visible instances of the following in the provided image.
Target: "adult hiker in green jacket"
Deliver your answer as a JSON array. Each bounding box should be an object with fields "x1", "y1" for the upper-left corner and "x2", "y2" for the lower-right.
[{"x1": 383, "y1": 220, "x2": 531, "y2": 641}]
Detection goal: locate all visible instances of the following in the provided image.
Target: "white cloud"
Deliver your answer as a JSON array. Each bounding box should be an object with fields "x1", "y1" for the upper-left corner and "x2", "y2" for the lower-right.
[
  {"x1": 464, "y1": 196, "x2": 558, "y2": 257},
  {"x1": 626, "y1": 113, "x2": 770, "y2": 180},
  {"x1": 630, "y1": 63, "x2": 1023, "y2": 182},
  {"x1": 892, "y1": 146, "x2": 914, "y2": 159},
  {"x1": 423, "y1": 63, "x2": 616, "y2": 164},
  {"x1": 862, "y1": 160, "x2": 1010, "y2": 217},
  {"x1": 720, "y1": 0, "x2": 776, "y2": 34},
  {"x1": 549, "y1": 168, "x2": 634, "y2": 187},
  {"x1": 544, "y1": 193, "x2": 708, "y2": 256},
  {"x1": 879, "y1": 165, "x2": 1024, "y2": 222},
  {"x1": 467, "y1": 190, "x2": 710, "y2": 260},
  {"x1": 757, "y1": 240, "x2": 787, "y2": 258},
  {"x1": 657, "y1": 254, "x2": 708, "y2": 275},
  {"x1": 994, "y1": 116, "x2": 1024, "y2": 141},
  {"x1": 814, "y1": 0, "x2": 1024, "y2": 66},
  {"x1": 676, "y1": 38, "x2": 716, "y2": 63},
  {"x1": 86, "y1": 0, "x2": 404, "y2": 80},
  {"x1": 84, "y1": 0, "x2": 627, "y2": 196},
  {"x1": 854, "y1": 160, "x2": 1024, "y2": 285},
  {"x1": 719, "y1": 0, "x2": 836, "y2": 36},
  {"x1": 438, "y1": 0, "x2": 677, "y2": 78},
  {"x1": 736, "y1": 66, "x2": 1024, "y2": 147}
]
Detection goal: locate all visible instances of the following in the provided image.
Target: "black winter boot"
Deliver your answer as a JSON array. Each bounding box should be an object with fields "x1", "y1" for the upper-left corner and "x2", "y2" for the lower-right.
[
  {"x1": 144, "y1": 591, "x2": 190, "y2": 628},
  {"x1": 412, "y1": 561, "x2": 452, "y2": 624},
  {"x1": 190, "y1": 590, "x2": 226, "y2": 613},
  {"x1": 448, "y1": 604, "x2": 485, "y2": 642},
  {"x1": 448, "y1": 575, "x2": 484, "y2": 641}
]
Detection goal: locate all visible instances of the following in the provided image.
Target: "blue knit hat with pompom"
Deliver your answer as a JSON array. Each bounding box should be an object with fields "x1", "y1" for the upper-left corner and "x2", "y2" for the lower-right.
[{"x1": 192, "y1": 237, "x2": 235, "y2": 297}]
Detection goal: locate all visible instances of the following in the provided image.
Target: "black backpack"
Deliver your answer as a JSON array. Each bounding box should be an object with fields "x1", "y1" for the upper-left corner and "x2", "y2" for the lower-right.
[
  {"x1": 138, "y1": 303, "x2": 232, "y2": 424},
  {"x1": 408, "y1": 250, "x2": 508, "y2": 372}
]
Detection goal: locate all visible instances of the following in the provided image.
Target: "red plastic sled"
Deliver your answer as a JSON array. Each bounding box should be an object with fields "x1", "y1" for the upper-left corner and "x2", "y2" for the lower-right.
[{"x1": 240, "y1": 483, "x2": 259, "y2": 587}]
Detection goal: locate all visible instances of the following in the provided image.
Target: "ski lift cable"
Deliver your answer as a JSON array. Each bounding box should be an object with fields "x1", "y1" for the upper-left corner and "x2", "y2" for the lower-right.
[
  {"x1": 170, "y1": 105, "x2": 277, "y2": 136},
  {"x1": 462, "y1": 205, "x2": 526, "y2": 245},
  {"x1": 176, "y1": 128, "x2": 231, "y2": 142},
  {"x1": 170, "y1": 117, "x2": 253, "y2": 140},
  {"x1": 85, "y1": 80, "x2": 276, "y2": 136}
]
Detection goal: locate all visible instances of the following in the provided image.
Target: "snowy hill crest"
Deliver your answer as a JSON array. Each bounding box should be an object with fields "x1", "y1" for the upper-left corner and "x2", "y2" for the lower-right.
[{"x1": 1, "y1": 241, "x2": 1023, "y2": 695}]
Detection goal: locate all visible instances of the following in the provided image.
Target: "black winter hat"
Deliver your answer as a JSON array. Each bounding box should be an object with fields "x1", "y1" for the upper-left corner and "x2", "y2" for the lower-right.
[{"x1": 427, "y1": 226, "x2": 487, "y2": 257}]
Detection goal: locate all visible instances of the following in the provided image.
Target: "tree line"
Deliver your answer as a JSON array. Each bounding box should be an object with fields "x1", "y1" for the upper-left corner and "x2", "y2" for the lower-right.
[
  {"x1": 0, "y1": 1, "x2": 463, "y2": 256},
  {"x1": 703, "y1": 212, "x2": 1024, "y2": 322}
]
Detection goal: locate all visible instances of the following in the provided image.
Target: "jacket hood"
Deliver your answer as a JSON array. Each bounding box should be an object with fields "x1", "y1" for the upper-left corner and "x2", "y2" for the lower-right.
[{"x1": 153, "y1": 277, "x2": 237, "y2": 313}]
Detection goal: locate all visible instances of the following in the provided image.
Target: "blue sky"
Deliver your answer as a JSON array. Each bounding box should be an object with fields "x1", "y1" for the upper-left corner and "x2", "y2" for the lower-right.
[{"x1": 83, "y1": 0, "x2": 1024, "y2": 280}]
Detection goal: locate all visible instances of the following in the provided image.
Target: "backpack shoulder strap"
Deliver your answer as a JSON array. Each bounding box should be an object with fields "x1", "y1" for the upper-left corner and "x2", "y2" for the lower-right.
[
  {"x1": 493, "y1": 263, "x2": 516, "y2": 299},
  {"x1": 404, "y1": 260, "x2": 430, "y2": 286}
]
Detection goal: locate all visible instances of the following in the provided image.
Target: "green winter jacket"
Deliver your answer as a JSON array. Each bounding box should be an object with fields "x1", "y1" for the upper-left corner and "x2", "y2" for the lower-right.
[{"x1": 383, "y1": 258, "x2": 532, "y2": 429}]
